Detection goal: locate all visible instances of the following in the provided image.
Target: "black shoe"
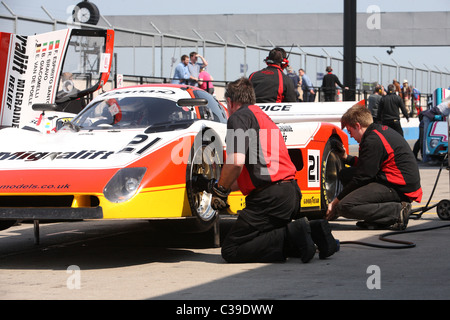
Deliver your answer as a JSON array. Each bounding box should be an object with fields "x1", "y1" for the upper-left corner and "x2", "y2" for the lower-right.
[
  {"x1": 310, "y1": 219, "x2": 339, "y2": 259},
  {"x1": 391, "y1": 202, "x2": 411, "y2": 230},
  {"x1": 286, "y1": 218, "x2": 316, "y2": 263}
]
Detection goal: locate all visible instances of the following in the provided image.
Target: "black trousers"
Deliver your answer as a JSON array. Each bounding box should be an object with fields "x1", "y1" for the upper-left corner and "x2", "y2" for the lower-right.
[
  {"x1": 382, "y1": 119, "x2": 404, "y2": 136},
  {"x1": 221, "y1": 180, "x2": 301, "y2": 263},
  {"x1": 337, "y1": 167, "x2": 403, "y2": 226}
]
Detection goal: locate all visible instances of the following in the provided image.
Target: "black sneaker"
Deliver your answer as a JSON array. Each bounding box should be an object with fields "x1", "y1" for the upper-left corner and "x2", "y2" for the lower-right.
[
  {"x1": 391, "y1": 202, "x2": 411, "y2": 230},
  {"x1": 286, "y1": 218, "x2": 316, "y2": 263},
  {"x1": 310, "y1": 219, "x2": 339, "y2": 259}
]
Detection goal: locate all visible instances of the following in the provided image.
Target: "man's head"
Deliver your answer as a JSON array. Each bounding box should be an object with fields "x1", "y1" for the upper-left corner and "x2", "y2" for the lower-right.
[
  {"x1": 180, "y1": 54, "x2": 189, "y2": 65},
  {"x1": 299, "y1": 69, "x2": 305, "y2": 76},
  {"x1": 189, "y1": 51, "x2": 198, "y2": 63},
  {"x1": 340, "y1": 105, "x2": 373, "y2": 143},
  {"x1": 387, "y1": 84, "x2": 395, "y2": 94},
  {"x1": 265, "y1": 47, "x2": 288, "y2": 68},
  {"x1": 225, "y1": 77, "x2": 256, "y2": 115}
]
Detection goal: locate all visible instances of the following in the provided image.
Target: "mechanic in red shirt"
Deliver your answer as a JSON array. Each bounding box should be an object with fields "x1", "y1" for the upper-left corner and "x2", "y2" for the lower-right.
[
  {"x1": 326, "y1": 104, "x2": 422, "y2": 230},
  {"x1": 249, "y1": 47, "x2": 297, "y2": 103},
  {"x1": 211, "y1": 77, "x2": 338, "y2": 263}
]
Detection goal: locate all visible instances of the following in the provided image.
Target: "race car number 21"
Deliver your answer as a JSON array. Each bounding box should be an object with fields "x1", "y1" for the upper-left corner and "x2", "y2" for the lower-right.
[{"x1": 307, "y1": 149, "x2": 320, "y2": 188}]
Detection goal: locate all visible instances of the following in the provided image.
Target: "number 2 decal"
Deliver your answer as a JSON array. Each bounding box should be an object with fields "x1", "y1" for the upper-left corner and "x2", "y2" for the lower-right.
[{"x1": 308, "y1": 149, "x2": 320, "y2": 188}]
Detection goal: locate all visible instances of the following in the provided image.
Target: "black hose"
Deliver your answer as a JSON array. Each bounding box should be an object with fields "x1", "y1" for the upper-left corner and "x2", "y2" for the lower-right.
[
  {"x1": 339, "y1": 154, "x2": 449, "y2": 249},
  {"x1": 340, "y1": 223, "x2": 450, "y2": 249}
]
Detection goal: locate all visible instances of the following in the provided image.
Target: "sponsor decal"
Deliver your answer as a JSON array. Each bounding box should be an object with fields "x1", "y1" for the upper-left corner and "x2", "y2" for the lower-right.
[
  {"x1": 1, "y1": 29, "x2": 69, "y2": 128},
  {"x1": 0, "y1": 150, "x2": 115, "y2": 162},
  {"x1": 259, "y1": 104, "x2": 292, "y2": 112}
]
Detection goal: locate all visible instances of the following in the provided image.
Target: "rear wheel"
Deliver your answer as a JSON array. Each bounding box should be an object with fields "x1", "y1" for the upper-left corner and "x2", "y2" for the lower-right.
[
  {"x1": 186, "y1": 133, "x2": 222, "y2": 232},
  {"x1": 321, "y1": 138, "x2": 344, "y2": 215}
]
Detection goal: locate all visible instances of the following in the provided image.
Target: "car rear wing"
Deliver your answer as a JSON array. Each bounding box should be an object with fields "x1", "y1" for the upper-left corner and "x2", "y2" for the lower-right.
[{"x1": 0, "y1": 28, "x2": 114, "y2": 129}]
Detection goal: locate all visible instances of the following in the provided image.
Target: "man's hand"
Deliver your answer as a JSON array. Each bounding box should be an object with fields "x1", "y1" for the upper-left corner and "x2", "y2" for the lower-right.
[
  {"x1": 211, "y1": 183, "x2": 230, "y2": 210},
  {"x1": 326, "y1": 198, "x2": 339, "y2": 220},
  {"x1": 330, "y1": 140, "x2": 347, "y2": 160}
]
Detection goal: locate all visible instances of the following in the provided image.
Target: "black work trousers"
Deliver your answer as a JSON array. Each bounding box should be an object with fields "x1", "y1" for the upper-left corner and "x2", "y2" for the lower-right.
[
  {"x1": 221, "y1": 180, "x2": 301, "y2": 263},
  {"x1": 337, "y1": 167, "x2": 403, "y2": 225}
]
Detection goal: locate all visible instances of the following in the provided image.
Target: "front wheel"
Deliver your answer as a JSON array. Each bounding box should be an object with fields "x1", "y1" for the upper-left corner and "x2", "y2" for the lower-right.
[{"x1": 186, "y1": 134, "x2": 222, "y2": 232}]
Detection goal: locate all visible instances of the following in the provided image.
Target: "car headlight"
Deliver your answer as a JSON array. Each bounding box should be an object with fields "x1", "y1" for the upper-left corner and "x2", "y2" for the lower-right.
[
  {"x1": 430, "y1": 138, "x2": 440, "y2": 149},
  {"x1": 103, "y1": 167, "x2": 147, "y2": 203}
]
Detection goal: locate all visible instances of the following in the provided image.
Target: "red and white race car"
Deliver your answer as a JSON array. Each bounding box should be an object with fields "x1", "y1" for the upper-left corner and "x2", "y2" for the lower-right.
[{"x1": 0, "y1": 83, "x2": 354, "y2": 232}]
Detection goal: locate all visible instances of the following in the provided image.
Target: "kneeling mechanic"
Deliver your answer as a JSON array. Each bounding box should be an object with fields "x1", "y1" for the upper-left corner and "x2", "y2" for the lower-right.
[
  {"x1": 326, "y1": 104, "x2": 423, "y2": 230},
  {"x1": 211, "y1": 77, "x2": 338, "y2": 263}
]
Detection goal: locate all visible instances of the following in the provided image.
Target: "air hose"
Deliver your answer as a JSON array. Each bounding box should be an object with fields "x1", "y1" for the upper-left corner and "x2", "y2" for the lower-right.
[{"x1": 339, "y1": 154, "x2": 450, "y2": 249}]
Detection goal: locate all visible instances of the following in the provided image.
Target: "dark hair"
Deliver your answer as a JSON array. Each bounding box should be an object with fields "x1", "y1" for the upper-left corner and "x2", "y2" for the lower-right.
[
  {"x1": 225, "y1": 77, "x2": 256, "y2": 105},
  {"x1": 181, "y1": 54, "x2": 188, "y2": 61},
  {"x1": 387, "y1": 84, "x2": 395, "y2": 93},
  {"x1": 266, "y1": 47, "x2": 287, "y2": 64}
]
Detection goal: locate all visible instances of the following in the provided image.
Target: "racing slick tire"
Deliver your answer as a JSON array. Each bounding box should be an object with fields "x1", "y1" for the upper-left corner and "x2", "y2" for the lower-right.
[
  {"x1": 320, "y1": 137, "x2": 344, "y2": 217},
  {"x1": 185, "y1": 130, "x2": 222, "y2": 232}
]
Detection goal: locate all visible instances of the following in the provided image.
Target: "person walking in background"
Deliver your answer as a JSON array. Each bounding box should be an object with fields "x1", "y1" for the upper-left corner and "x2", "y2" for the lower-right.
[
  {"x1": 321, "y1": 66, "x2": 347, "y2": 101},
  {"x1": 377, "y1": 84, "x2": 409, "y2": 136}
]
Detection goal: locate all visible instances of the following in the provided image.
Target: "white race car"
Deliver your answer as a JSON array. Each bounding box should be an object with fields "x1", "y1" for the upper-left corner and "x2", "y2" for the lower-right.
[{"x1": 0, "y1": 84, "x2": 353, "y2": 233}]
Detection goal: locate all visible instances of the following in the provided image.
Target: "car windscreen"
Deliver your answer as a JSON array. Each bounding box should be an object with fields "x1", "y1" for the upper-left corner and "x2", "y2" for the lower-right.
[{"x1": 70, "y1": 96, "x2": 195, "y2": 130}]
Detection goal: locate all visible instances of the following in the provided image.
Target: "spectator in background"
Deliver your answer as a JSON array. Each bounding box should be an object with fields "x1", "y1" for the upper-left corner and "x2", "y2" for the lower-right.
[
  {"x1": 286, "y1": 66, "x2": 300, "y2": 101},
  {"x1": 367, "y1": 84, "x2": 383, "y2": 123},
  {"x1": 171, "y1": 54, "x2": 191, "y2": 84},
  {"x1": 393, "y1": 79, "x2": 401, "y2": 95},
  {"x1": 299, "y1": 69, "x2": 315, "y2": 102},
  {"x1": 402, "y1": 80, "x2": 412, "y2": 116},
  {"x1": 188, "y1": 52, "x2": 208, "y2": 86},
  {"x1": 198, "y1": 66, "x2": 214, "y2": 94}
]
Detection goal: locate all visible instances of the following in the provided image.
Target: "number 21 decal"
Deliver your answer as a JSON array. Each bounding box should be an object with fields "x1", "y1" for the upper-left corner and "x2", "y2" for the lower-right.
[{"x1": 308, "y1": 149, "x2": 320, "y2": 188}]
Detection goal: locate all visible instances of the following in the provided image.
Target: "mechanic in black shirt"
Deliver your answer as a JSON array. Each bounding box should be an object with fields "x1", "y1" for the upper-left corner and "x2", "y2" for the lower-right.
[
  {"x1": 377, "y1": 84, "x2": 409, "y2": 136},
  {"x1": 326, "y1": 104, "x2": 422, "y2": 230},
  {"x1": 249, "y1": 47, "x2": 297, "y2": 103},
  {"x1": 321, "y1": 66, "x2": 347, "y2": 101},
  {"x1": 211, "y1": 77, "x2": 338, "y2": 263}
]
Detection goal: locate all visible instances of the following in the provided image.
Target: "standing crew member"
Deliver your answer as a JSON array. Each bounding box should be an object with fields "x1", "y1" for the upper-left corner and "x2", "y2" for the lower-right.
[
  {"x1": 326, "y1": 105, "x2": 422, "y2": 230},
  {"x1": 249, "y1": 47, "x2": 297, "y2": 103},
  {"x1": 212, "y1": 77, "x2": 338, "y2": 263},
  {"x1": 321, "y1": 66, "x2": 347, "y2": 101},
  {"x1": 377, "y1": 84, "x2": 409, "y2": 136}
]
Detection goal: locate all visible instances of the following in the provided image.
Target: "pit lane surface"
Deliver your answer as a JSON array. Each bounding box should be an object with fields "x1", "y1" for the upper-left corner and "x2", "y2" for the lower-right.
[{"x1": 0, "y1": 163, "x2": 449, "y2": 300}]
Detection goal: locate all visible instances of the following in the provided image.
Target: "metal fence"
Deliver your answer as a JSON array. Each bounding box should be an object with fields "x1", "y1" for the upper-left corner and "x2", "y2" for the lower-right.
[{"x1": 2, "y1": 3, "x2": 449, "y2": 104}]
